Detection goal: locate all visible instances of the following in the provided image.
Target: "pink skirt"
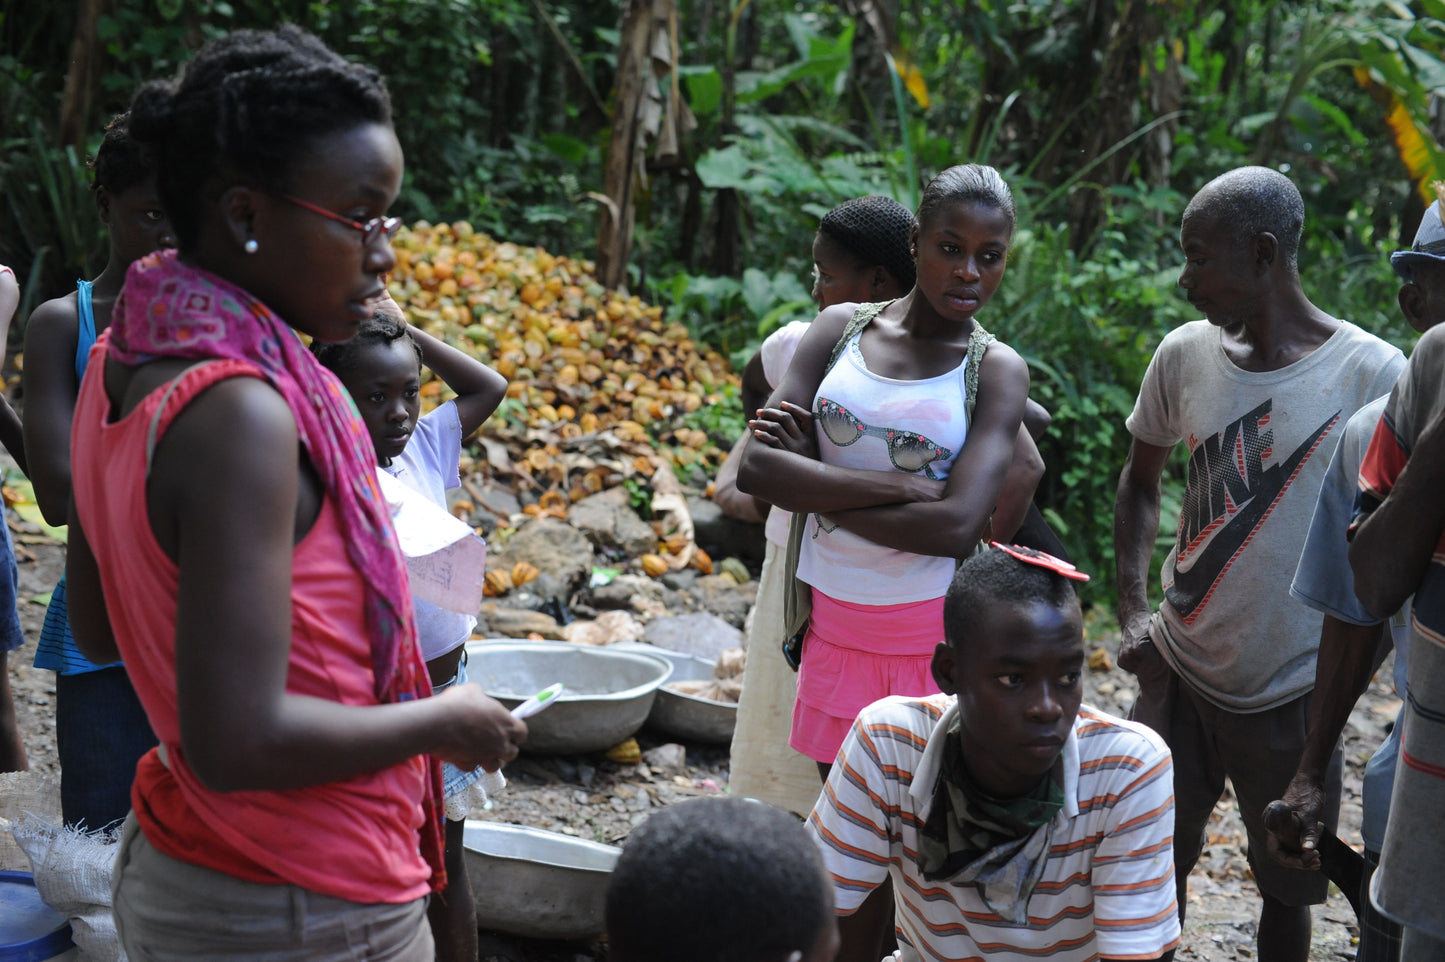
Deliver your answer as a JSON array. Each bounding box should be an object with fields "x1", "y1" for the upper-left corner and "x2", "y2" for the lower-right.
[{"x1": 789, "y1": 591, "x2": 943, "y2": 763}]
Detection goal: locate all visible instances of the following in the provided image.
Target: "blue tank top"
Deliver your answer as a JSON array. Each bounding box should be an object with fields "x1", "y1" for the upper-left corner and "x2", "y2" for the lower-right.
[
  {"x1": 34, "y1": 279, "x2": 106, "y2": 675},
  {"x1": 74, "y1": 278, "x2": 98, "y2": 379}
]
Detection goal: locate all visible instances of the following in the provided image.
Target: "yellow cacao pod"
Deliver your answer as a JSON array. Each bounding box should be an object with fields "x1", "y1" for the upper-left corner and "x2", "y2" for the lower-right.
[
  {"x1": 483, "y1": 569, "x2": 514, "y2": 597},
  {"x1": 605, "y1": 738, "x2": 641, "y2": 764},
  {"x1": 511, "y1": 562, "x2": 540, "y2": 588}
]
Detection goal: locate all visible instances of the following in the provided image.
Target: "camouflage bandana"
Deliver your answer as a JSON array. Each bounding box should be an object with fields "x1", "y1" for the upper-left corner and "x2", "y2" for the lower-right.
[{"x1": 916, "y1": 713, "x2": 1065, "y2": 923}]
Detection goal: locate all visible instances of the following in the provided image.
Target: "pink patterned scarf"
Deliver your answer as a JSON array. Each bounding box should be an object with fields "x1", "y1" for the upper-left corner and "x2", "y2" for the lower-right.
[{"x1": 109, "y1": 248, "x2": 447, "y2": 888}]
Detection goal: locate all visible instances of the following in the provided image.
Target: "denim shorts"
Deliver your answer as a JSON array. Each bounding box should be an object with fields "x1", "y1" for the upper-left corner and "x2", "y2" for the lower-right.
[
  {"x1": 432, "y1": 653, "x2": 482, "y2": 803},
  {"x1": 0, "y1": 522, "x2": 23, "y2": 654}
]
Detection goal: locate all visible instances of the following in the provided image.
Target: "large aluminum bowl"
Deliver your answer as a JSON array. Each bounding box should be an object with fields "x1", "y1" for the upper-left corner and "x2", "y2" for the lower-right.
[
  {"x1": 463, "y1": 820, "x2": 619, "y2": 940},
  {"x1": 617, "y1": 644, "x2": 737, "y2": 745},
  {"x1": 465, "y1": 639, "x2": 673, "y2": 754}
]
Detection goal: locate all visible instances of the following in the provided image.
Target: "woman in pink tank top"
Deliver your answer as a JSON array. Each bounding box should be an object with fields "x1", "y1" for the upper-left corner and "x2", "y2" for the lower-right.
[{"x1": 65, "y1": 27, "x2": 526, "y2": 961}]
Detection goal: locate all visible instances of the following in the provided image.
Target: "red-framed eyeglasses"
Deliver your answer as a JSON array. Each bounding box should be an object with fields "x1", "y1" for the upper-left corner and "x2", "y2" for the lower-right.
[{"x1": 278, "y1": 193, "x2": 402, "y2": 246}]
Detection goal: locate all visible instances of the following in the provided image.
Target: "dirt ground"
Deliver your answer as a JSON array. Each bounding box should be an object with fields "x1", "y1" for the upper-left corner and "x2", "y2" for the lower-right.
[{"x1": 5, "y1": 515, "x2": 1392, "y2": 962}]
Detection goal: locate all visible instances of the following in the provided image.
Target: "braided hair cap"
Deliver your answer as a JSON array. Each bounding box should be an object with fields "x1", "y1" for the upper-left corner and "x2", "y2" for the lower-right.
[{"x1": 818, "y1": 195, "x2": 917, "y2": 292}]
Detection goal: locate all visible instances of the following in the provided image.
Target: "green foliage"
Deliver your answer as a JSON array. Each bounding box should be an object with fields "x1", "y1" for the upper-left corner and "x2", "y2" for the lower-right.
[
  {"x1": 987, "y1": 183, "x2": 1195, "y2": 595},
  {"x1": 621, "y1": 477, "x2": 653, "y2": 520},
  {"x1": 0, "y1": 122, "x2": 102, "y2": 323},
  {"x1": 653, "y1": 266, "x2": 812, "y2": 365},
  {"x1": 677, "y1": 382, "x2": 747, "y2": 450},
  {"x1": 6, "y1": 0, "x2": 1445, "y2": 608}
]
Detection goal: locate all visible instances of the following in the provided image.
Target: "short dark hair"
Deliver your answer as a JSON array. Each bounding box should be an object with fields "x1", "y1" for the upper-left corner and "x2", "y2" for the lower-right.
[
  {"x1": 89, "y1": 112, "x2": 153, "y2": 196},
  {"x1": 606, "y1": 797, "x2": 833, "y2": 962},
  {"x1": 1182, "y1": 166, "x2": 1304, "y2": 270},
  {"x1": 818, "y1": 195, "x2": 917, "y2": 291},
  {"x1": 943, "y1": 547, "x2": 1079, "y2": 651},
  {"x1": 310, "y1": 311, "x2": 421, "y2": 379},
  {"x1": 916, "y1": 164, "x2": 1016, "y2": 236},
  {"x1": 126, "y1": 25, "x2": 393, "y2": 252}
]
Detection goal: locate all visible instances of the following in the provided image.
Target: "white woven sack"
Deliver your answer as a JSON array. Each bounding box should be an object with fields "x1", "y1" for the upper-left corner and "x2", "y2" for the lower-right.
[
  {"x1": 11, "y1": 812, "x2": 124, "y2": 962},
  {"x1": 0, "y1": 770, "x2": 60, "y2": 871}
]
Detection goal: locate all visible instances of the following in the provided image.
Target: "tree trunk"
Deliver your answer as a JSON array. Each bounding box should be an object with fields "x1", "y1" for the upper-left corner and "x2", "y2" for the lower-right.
[
  {"x1": 708, "y1": 0, "x2": 755, "y2": 278},
  {"x1": 838, "y1": 0, "x2": 898, "y2": 141},
  {"x1": 596, "y1": 0, "x2": 665, "y2": 291},
  {"x1": 1066, "y1": 0, "x2": 1162, "y2": 251},
  {"x1": 58, "y1": 0, "x2": 108, "y2": 150}
]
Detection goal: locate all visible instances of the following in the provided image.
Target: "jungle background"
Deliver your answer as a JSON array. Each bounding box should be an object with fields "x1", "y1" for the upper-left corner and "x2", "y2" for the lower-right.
[{"x1": 4, "y1": 0, "x2": 1445, "y2": 606}]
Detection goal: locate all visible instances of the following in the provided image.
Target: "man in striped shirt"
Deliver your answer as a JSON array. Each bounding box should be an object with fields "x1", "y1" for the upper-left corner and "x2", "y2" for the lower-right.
[
  {"x1": 809, "y1": 546, "x2": 1179, "y2": 962},
  {"x1": 1348, "y1": 319, "x2": 1445, "y2": 960}
]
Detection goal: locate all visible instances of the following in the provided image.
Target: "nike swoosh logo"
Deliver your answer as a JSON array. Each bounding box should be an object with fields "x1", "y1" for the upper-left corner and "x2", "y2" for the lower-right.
[{"x1": 1167, "y1": 413, "x2": 1337, "y2": 622}]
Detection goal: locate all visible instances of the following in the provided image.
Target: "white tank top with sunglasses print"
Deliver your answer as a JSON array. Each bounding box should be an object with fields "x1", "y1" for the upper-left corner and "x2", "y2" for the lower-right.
[{"x1": 796, "y1": 331, "x2": 968, "y2": 605}]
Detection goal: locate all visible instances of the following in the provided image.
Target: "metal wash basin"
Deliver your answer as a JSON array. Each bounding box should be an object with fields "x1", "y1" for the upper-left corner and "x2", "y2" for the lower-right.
[
  {"x1": 465, "y1": 639, "x2": 673, "y2": 754},
  {"x1": 616, "y1": 643, "x2": 737, "y2": 745},
  {"x1": 463, "y1": 820, "x2": 619, "y2": 940}
]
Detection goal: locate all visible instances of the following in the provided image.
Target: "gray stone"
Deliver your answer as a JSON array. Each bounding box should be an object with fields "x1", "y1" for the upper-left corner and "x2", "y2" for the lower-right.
[
  {"x1": 490, "y1": 589, "x2": 545, "y2": 613},
  {"x1": 499, "y1": 517, "x2": 595, "y2": 589},
  {"x1": 467, "y1": 481, "x2": 522, "y2": 521},
  {"x1": 588, "y1": 574, "x2": 669, "y2": 611},
  {"x1": 568, "y1": 487, "x2": 658, "y2": 557},
  {"x1": 641, "y1": 743, "x2": 687, "y2": 771},
  {"x1": 688, "y1": 495, "x2": 766, "y2": 566},
  {"x1": 528, "y1": 572, "x2": 568, "y2": 602},
  {"x1": 686, "y1": 575, "x2": 754, "y2": 629},
  {"x1": 476, "y1": 604, "x2": 565, "y2": 640},
  {"x1": 642, "y1": 612, "x2": 745, "y2": 660},
  {"x1": 660, "y1": 569, "x2": 698, "y2": 591}
]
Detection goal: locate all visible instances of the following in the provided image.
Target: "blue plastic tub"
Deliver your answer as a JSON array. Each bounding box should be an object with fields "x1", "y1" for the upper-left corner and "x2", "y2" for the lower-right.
[{"x1": 0, "y1": 871, "x2": 75, "y2": 962}]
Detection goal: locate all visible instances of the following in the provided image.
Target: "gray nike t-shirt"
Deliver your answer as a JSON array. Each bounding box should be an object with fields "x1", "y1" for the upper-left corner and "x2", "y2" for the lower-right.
[{"x1": 1126, "y1": 320, "x2": 1404, "y2": 711}]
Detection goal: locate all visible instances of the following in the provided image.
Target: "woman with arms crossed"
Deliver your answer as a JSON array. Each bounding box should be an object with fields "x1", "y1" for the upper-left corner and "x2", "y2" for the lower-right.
[{"x1": 739, "y1": 165, "x2": 1032, "y2": 776}]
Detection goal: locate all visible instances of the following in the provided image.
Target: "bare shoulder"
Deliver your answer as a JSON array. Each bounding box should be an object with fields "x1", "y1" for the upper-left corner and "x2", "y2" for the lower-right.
[
  {"x1": 23, "y1": 293, "x2": 81, "y2": 351},
  {"x1": 803, "y1": 302, "x2": 857, "y2": 346},
  {"x1": 977, "y1": 338, "x2": 1029, "y2": 390}
]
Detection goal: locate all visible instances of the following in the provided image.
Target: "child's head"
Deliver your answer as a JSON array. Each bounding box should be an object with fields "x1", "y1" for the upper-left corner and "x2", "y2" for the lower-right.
[
  {"x1": 811, "y1": 195, "x2": 916, "y2": 310},
  {"x1": 1392, "y1": 196, "x2": 1445, "y2": 335},
  {"x1": 90, "y1": 112, "x2": 174, "y2": 265},
  {"x1": 606, "y1": 797, "x2": 839, "y2": 962},
  {"x1": 127, "y1": 26, "x2": 399, "y2": 342},
  {"x1": 312, "y1": 300, "x2": 422, "y2": 467},
  {"x1": 935, "y1": 546, "x2": 1085, "y2": 798},
  {"x1": 910, "y1": 165, "x2": 1015, "y2": 324}
]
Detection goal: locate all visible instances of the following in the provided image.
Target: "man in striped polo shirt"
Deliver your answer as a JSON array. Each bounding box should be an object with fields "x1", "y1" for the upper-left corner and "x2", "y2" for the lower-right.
[
  {"x1": 1348, "y1": 318, "x2": 1445, "y2": 960},
  {"x1": 809, "y1": 546, "x2": 1179, "y2": 962}
]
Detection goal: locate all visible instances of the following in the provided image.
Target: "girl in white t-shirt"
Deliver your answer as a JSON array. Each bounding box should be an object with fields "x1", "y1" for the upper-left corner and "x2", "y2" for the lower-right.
[{"x1": 313, "y1": 296, "x2": 506, "y2": 962}]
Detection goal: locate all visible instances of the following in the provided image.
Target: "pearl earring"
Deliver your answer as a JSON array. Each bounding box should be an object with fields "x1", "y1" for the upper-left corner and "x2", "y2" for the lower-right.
[{"x1": 244, "y1": 238, "x2": 259, "y2": 254}]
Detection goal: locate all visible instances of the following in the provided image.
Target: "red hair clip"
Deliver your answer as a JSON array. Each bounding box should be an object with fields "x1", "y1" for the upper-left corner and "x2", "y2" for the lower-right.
[{"x1": 990, "y1": 542, "x2": 1090, "y2": 582}]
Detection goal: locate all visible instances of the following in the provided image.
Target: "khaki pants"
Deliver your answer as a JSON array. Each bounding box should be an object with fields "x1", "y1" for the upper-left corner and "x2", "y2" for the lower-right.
[
  {"x1": 112, "y1": 814, "x2": 433, "y2": 961},
  {"x1": 728, "y1": 541, "x2": 824, "y2": 816}
]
